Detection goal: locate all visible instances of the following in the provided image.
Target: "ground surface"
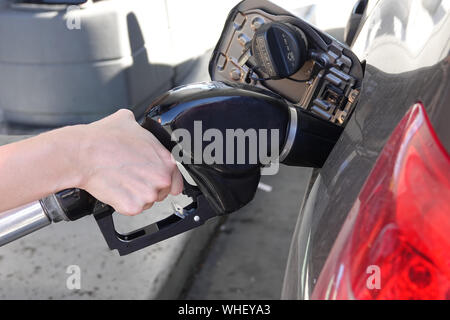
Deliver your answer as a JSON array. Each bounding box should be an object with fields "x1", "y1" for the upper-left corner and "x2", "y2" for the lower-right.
[{"x1": 185, "y1": 166, "x2": 312, "y2": 299}]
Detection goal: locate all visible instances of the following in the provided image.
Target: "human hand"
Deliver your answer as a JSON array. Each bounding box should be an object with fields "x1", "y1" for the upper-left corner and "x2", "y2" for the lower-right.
[{"x1": 74, "y1": 109, "x2": 183, "y2": 216}]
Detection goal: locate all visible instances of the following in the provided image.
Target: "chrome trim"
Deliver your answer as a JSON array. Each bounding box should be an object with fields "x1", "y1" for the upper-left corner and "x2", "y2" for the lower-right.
[{"x1": 279, "y1": 106, "x2": 298, "y2": 162}]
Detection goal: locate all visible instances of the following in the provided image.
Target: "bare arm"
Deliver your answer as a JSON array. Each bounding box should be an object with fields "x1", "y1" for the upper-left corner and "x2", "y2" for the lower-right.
[{"x1": 0, "y1": 109, "x2": 183, "y2": 215}]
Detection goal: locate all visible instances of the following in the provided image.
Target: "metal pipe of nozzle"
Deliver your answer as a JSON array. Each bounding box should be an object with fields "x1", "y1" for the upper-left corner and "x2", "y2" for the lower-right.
[{"x1": 0, "y1": 201, "x2": 51, "y2": 247}]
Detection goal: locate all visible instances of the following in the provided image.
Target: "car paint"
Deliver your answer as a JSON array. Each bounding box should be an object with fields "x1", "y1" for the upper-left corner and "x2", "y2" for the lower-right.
[{"x1": 282, "y1": 0, "x2": 450, "y2": 299}]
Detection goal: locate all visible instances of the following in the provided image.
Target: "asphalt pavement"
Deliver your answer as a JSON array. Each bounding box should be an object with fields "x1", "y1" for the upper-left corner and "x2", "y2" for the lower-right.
[{"x1": 184, "y1": 166, "x2": 312, "y2": 299}]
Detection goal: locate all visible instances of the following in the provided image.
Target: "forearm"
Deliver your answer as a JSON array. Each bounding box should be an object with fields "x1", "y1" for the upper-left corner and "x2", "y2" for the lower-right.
[{"x1": 0, "y1": 126, "x2": 84, "y2": 212}]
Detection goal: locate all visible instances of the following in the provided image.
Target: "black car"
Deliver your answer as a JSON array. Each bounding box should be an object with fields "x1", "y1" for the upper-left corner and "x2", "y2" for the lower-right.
[{"x1": 281, "y1": 0, "x2": 450, "y2": 300}]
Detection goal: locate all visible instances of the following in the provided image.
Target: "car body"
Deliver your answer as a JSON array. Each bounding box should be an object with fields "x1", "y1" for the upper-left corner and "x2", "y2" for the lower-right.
[{"x1": 282, "y1": 0, "x2": 450, "y2": 299}]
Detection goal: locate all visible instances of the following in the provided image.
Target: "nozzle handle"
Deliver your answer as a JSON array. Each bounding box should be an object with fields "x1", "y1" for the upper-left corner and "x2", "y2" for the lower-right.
[
  {"x1": 0, "y1": 201, "x2": 51, "y2": 247},
  {"x1": 46, "y1": 115, "x2": 200, "y2": 255}
]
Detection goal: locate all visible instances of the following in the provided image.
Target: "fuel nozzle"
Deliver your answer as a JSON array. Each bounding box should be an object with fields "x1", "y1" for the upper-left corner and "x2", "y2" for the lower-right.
[
  {"x1": 0, "y1": 81, "x2": 342, "y2": 255},
  {"x1": 279, "y1": 105, "x2": 343, "y2": 167}
]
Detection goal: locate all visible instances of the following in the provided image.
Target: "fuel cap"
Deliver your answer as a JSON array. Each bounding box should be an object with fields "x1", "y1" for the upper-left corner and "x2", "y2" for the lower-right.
[{"x1": 251, "y1": 22, "x2": 308, "y2": 79}]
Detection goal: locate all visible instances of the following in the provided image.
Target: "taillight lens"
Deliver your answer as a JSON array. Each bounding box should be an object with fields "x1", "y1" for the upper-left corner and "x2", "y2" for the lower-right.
[{"x1": 311, "y1": 103, "x2": 450, "y2": 300}]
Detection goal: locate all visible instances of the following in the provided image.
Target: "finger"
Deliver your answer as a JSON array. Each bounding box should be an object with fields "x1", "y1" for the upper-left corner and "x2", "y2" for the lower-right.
[
  {"x1": 142, "y1": 202, "x2": 154, "y2": 211},
  {"x1": 116, "y1": 197, "x2": 143, "y2": 216},
  {"x1": 118, "y1": 180, "x2": 155, "y2": 216},
  {"x1": 170, "y1": 166, "x2": 184, "y2": 195},
  {"x1": 144, "y1": 130, "x2": 172, "y2": 160},
  {"x1": 115, "y1": 108, "x2": 135, "y2": 120},
  {"x1": 157, "y1": 186, "x2": 171, "y2": 202},
  {"x1": 136, "y1": 175, "x2": 169, "y2": 203}
]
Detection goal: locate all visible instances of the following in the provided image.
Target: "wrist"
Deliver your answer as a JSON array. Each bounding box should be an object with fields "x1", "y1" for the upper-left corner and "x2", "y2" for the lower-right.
[{"x1": 46, "y1": 124, "x2": 88, "y2": 192}]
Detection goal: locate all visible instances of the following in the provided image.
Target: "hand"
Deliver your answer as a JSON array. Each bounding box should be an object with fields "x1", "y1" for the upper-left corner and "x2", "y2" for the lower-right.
[{"x1": 74, "y1": 109, "x2": 183, "y2": 216}]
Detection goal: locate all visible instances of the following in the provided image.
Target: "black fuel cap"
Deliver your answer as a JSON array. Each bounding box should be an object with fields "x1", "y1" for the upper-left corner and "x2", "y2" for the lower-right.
[{"x1": 251, "y1": 22, "x2": 308, "y2": 79}]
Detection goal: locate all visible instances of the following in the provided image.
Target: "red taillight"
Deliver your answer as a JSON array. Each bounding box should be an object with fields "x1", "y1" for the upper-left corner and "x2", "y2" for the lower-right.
[{"x1": 311, "y1": 103, "x2": 450, "y2": 300}]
